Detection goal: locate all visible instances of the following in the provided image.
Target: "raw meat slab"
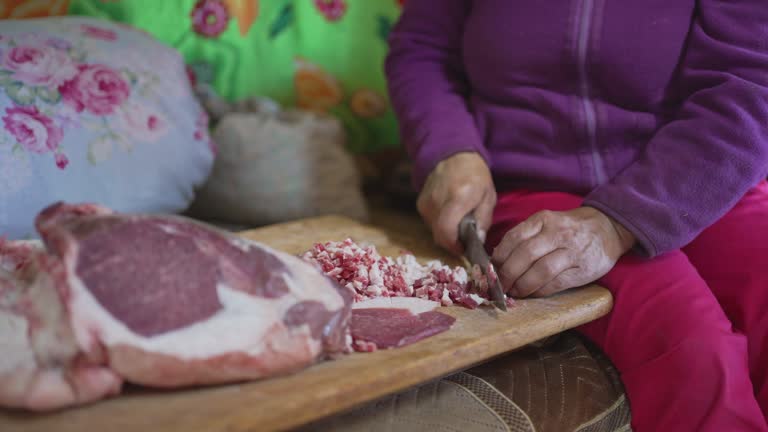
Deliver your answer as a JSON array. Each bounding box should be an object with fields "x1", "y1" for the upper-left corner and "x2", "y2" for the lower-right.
[{"x1": 0, "y1": 204, "x2": 351, "y2": 411}]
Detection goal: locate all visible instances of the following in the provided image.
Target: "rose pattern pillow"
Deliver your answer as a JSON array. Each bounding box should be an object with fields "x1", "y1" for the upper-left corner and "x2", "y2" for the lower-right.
[{"x1": 0, "y1": 17, "x2": 215, "y2": 239}]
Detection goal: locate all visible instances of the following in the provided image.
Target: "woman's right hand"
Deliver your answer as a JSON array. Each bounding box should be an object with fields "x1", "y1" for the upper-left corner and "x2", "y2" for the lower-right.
[{"x1": 417, "y1": 152, "x2": 497, "y2": 256}]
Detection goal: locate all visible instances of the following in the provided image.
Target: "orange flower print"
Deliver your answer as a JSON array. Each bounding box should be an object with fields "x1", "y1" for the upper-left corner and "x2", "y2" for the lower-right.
[
  {"x1": 223, "y1": 0, "x2": 260, "y2": 36},
  {"x1": 294, "y1": 58, "x2": 343, "y2": 112},
  {"x1": 0, "y1": 0, "x2": 70, "y2": 19},
  {"x1": 350, "y1": 89, "x2": 387, "y2": 118}
]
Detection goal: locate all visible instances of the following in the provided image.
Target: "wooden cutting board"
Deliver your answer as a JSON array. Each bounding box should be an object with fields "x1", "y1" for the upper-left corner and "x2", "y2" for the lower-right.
[{"x1": 0, "y1": 215, "x2": 613, "y2": 432}]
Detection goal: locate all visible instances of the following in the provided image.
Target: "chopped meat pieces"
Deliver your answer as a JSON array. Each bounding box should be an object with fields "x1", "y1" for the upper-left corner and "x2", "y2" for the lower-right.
[{"x1": 301, "y1": 239, "x2": 497, "y2": 309}]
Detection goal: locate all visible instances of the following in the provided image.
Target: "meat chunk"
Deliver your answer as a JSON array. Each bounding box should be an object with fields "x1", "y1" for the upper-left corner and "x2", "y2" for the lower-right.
[
  {"x1": 301, "y1": 239, "x2": 490, "y2": 308},
  {"x1": 0, "y1": 202, "x2": 352, "y2": 410}
]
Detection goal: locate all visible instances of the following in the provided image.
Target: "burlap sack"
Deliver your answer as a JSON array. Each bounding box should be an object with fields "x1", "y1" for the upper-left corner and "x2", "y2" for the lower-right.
[{"x1": 188, "y1": 101, "x2": 368, "y2": 226}]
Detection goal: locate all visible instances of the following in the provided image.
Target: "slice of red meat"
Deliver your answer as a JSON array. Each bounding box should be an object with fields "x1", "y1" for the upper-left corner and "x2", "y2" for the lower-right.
[{"x1": 350, "y1": 308, "x2": 456, "y2": 351}]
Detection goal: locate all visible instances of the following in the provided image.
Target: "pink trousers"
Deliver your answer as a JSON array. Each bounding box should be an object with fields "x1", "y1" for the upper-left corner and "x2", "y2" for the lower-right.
[{"x1": 487, "y1": 181, "x2": 768, "y2": 432}]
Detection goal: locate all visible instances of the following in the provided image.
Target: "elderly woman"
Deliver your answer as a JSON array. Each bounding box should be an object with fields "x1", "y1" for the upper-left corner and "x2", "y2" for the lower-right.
[{"x1": 385, "y1": 1, "x2": 768, "y2": 431}]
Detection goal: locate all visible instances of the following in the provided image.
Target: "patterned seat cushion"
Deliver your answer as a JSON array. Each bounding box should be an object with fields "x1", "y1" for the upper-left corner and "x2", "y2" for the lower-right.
[{"x1": 300, "y1": 331, "x2": 631, "y2": 432}]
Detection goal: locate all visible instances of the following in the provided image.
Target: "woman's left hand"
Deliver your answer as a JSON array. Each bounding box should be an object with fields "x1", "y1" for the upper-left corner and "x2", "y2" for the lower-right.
[{"x1": 491, "y1": 207, "x2": 636, "y2": 298}]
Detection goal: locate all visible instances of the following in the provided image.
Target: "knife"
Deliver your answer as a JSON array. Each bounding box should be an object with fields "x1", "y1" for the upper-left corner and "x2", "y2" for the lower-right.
[{"x1": 458, "y1": 213, "x2": 507, "y2": 311}]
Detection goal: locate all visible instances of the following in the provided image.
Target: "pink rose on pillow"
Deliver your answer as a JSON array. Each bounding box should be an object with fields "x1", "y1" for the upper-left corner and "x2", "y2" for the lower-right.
[
  {"x1": 116, "y1": 102, "x2": 168, "y2": 143},
  {"x1": 59, "y1": 64, "x2": 130, "y2": 115},
  {"x1": 2, "y1": 44, "x2": 78, "y2": 88},
  {"x1": 54, "y1": 152, "x2": 69, "y2": 169},
  {"x1": 2, "y1": 105, "x2": 63, "y2": 154}
]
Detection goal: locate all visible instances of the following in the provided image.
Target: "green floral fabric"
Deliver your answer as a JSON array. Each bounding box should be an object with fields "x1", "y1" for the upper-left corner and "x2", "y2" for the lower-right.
[{"x1": 65, "y1": 0, "x2": 403, "y2": 154}]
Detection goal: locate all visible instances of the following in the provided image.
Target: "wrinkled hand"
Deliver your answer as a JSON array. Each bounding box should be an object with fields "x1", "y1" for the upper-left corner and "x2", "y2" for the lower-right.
[
  {"x1": 417, "y1": 152, "x2": 496, "y2": 256},
  {"x1": 491, "y1": 207, "x2": 636, "y2": 298}
]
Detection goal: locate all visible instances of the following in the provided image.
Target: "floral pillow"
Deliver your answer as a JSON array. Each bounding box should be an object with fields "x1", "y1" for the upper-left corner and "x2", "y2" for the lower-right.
[{"x1": 0, "y1": 16, "x2": 215, "y2": 239}]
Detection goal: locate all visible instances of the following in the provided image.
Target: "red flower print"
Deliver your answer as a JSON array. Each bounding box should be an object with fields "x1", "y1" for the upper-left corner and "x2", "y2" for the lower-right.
[
  {"x1": 2, "y1": 105, "x2": 63, "y2": 154},
  {"x1": 59, "y1": 64, "x2": 130, "y2": 116},
  {"x1": 191, "y1": 0, "x2": 230, "y2": 37},
  {"x1": 80, "y1": 24, "x2": 118, "y2": 41},
  {"x1": 55, "y1": 153, "x2": 69, "y2": 169},
  {"x1": 2, "y1": 43, "x2": 77, "y2": 88},
  {"x1": 2, "y1": 105, "x2": 69, "y2": 170},
  {"x1": 314, "y1": 0, "x2": 346, "y2": 22}
]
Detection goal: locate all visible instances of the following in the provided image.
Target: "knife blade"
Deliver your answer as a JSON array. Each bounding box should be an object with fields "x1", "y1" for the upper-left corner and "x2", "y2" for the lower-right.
[{"x1": 458, "y1": 213, "x2": 507, "y2": 311}]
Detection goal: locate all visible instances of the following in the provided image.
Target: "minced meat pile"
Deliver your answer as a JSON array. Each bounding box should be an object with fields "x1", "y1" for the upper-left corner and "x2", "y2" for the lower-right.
[{"x1": 301, "y1": 238, "x2": 492, "y2": 309}]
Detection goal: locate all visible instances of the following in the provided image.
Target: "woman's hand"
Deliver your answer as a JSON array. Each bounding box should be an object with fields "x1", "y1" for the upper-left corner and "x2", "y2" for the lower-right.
[
  {"x1": 417, "y1": 152, "x2": 497, "y2": 256},
  {"x1": 491, "y1": 207, "x2": 636, "y2": 298}
]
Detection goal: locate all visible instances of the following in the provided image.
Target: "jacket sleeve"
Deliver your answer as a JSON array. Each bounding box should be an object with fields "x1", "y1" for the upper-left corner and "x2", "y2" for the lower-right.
[
  {"x1": 583, "y1": 0, "x2": 768, "y2": 257},
  {"x1": 384, "y1": 0, "x2": 489, "y2": 191}
]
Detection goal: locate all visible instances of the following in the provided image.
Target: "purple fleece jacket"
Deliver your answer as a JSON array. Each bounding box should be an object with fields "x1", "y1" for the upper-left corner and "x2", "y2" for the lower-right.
[{"x1": 385, "y1": 0, "x2": 768, "y2": 257}]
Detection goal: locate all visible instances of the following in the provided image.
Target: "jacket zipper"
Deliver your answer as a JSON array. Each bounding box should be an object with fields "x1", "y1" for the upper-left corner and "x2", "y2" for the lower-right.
[{"x1": 576, "y1": 0, "x2": 607, "y2": 185}]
